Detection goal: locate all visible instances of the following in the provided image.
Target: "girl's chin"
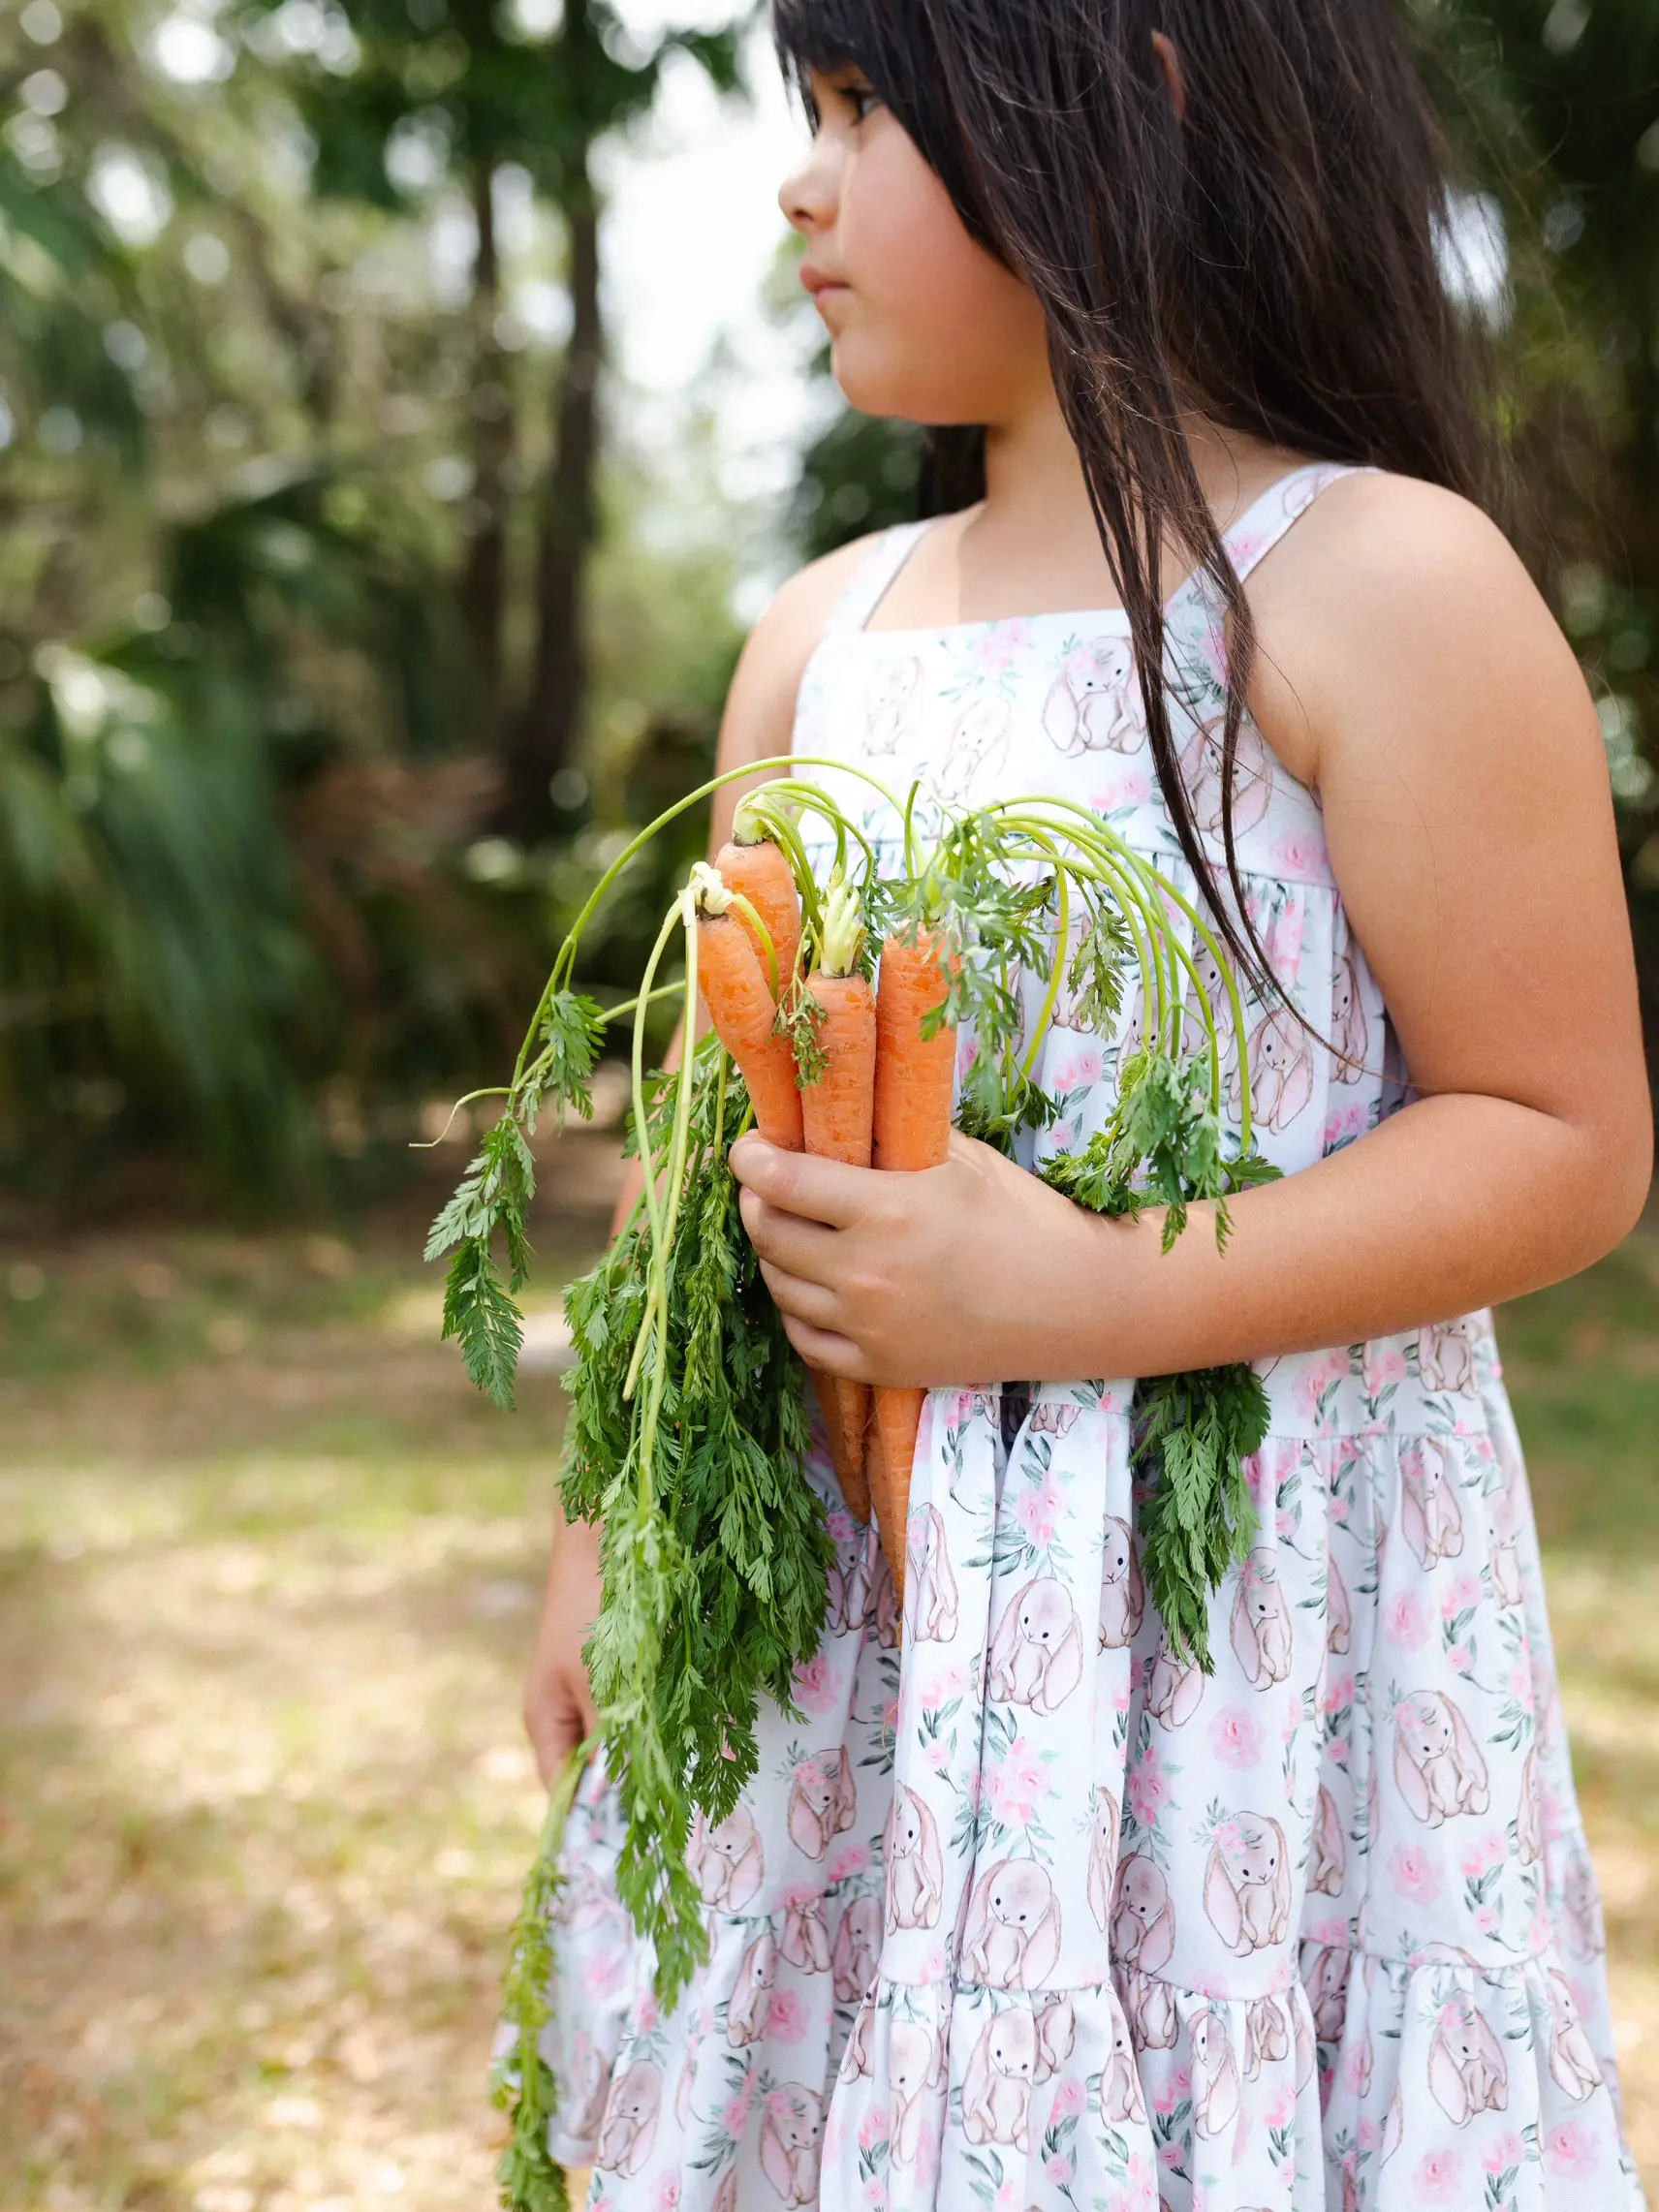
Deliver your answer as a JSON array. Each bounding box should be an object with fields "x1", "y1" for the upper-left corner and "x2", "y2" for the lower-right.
[{"x1": 830, "y1": 339, "x2": 993, "y2": 428}]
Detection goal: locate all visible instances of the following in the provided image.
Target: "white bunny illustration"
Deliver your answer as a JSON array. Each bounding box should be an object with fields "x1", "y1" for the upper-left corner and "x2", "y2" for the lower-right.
[
  {"x1": 1204, "y1": 1813, "x2": 1292, "y2": 1955},
  {"x1": 757, "y1": 2082, "x2": 824, "y2": 2206},
  {"x1": 1190, "y1": 2006, "x2": 1243, "y2": 2138},
  {"x1": 826, "y1": 1529, "x2": 873, "y2": 1636},
  {"x1": 885, "y1": 1785, "x2": 945, "y2": 1931},
  {"x1": 1099, "y1": 1988, "x2": 1145, "y2": 2125},
  {"x1": 931, "y1": 692, "x2": 1011, "y2": 801},
  {"x1": 595, "y1": 2057, "x2": 661, "y2": 2177},
  {"x1": 1144, "y1": 1618, "x2": 1205, "y2": 1729},
  {"x1": 787, "y1": 1745, "x2": 857, "y2": 1861},
  {"x1": 1428, "y1": 1991, "x2": 1509, "y2": 2125},
  {"x1": 1230, "y1": 1548, "x2": 1294, "y2": 1688},
  {"x1": 862, "y1": 654, "x2": 923, "y2": 757},
  {"x1": 1042, "y1": 636, "x2": 1139, "y2": 757},
  {"x1": 781, "y1": 1889, "x2": 832, "y2": 1974},
  {"x1": 1111, "y1": 1853, "x2": 1175, "y2": 1975},
  {"x1": 1546, "y1": 1968, "x2": 1603, "y2": 2102},
  {"x1": 1099, "y1": 1515, "x2": 1145, "y2": 1648},
  {"x1": 830, "y1": 1892, "x2": 882, "y2": 2004},
  {"x1": 1026, "y1": 1398, "x2": 1082, "y2": 1436},
  {"x1": 1398, "y1": 1436, "x2": 1464, "y2": 1569},
  {"x1": 1242, "y1": 1995, "x2": 1290, "y2": 2079},
  {"x1": 688, "y1": 1804, "x2": 765, "y2": 1911},
  {"x1": 907, "y1": 1501, "x2": 959, "y2": 1643},
  {"x1": 960, "y1": 1857, "x2": 1063, "y2": 1989},
  {"x1": 1309, "y1": 1785, "x2": 1346, "y2": 1897},
  {"x1": 986, "y1": 1576, "x2": 1084, "y2": 1714},
  {"x1": 960, "y1": 2008, "x2": 1037, "y2": 2149},
  {"x1": 1035, "y1": 1989, "x2": 1077, "y2": 2078},
  {"x1": 1126, "y1": 1967, "x2": 1177, "y2": 2049},
  {"x1": 1393, "y1": 1690, "x2": 1490, "y2": 1825},
  {"x1": 1086, "y1": 1784, "x2": 1120, "y2": 1933},
  {"x1": 1304, "y1": 1944, "x2": 1350, "y2": 2042},
  {"x1": 1418, "y1": 1315, "x2": 1483, "y2": 1395},
  {"x1": 889, "y1": 2017, "x2": 946, "y2": 2165},
  {"x1": 1179, "y1": 716, "x2": 1273, "y2": 839},
  {"x1": 727, "y1": 1929, "x2": 777, "y2": 2046},
  {"x1": 1232, "y1": 1006, "x2": 1314, "y2": 1132},
  {"x1": 1487, "y1": 1449, "x2": 1525, "y2": 1609},
  {"x1": 566, "y1": 2030, "x2": 610, "y2": 2144},
  {"x1": 1331, "y1": 951, "x2": 1369, "y2": 1082}
]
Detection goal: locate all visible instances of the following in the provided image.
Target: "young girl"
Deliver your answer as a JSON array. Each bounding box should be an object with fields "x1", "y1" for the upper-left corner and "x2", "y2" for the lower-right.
[{"x1": 523, "y1": 3, "x2": 1652, "y2": 2205}]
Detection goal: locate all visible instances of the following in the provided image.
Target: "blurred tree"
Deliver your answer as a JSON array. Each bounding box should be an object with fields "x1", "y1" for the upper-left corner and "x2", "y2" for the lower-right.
[{"x1": 246, "y1": 0, "x2": 745, "y2": 838}]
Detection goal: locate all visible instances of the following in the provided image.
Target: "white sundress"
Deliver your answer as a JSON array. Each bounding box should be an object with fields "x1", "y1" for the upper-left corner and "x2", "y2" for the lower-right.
[{"x1": 547, "y1": 465, "x2": 1644, "y2": 2212}]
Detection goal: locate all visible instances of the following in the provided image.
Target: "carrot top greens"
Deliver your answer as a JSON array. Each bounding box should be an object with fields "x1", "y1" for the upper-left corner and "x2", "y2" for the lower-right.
[{"x1": 424, "y1": 758, "x2": 1290, "y2": 2210}]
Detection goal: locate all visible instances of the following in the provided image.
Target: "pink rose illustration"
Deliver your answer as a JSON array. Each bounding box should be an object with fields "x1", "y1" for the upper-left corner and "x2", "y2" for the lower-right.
[
  {"x1": 1052, "y1": 2076, "x2": 1085, "y2": 2119},
  {"x1": 1129, "y1": 1746, "x2": 1171, "y2": 1825},
  {"x1": 1449, "y1": 1646, "x2": 1473, "y2": 1674},
  {"x1": 1544, "y1": 2121, "x2": 1599, "y2": 2180},
  {"x1": 650, "y1": 2174, "x2": 681, "y2": 2212},
  {"x1": 1388, "y1": 1842, "x2": 1443, "y2": 1905},
  {"x1": 1412, "y1": 2148, "x2": 1464, "y2": 2206},
  {"x1": 1441, "y1": 1573, "x2": 1482, "y2": 1616},
  {"x1": 1457, "y1": 1833, "x2": 1505, "y2": 1880},
  {"x1": 767, "y1": 1987, "x2": 808, "y2": 2043},
  {"x1": 791, "y1": 1651, "x2": 841, "y2": 1717},
  {"x1": 857, "y1": 2104, "x2": 889, "y2": 2154},
  {"x1": 1046, "y1": 2153, "x2": 1074, "y2": 2184},
  {"x1": 1483, "y1": 2130, "x2": 1522, "y2": 2176},
  {"x1": 827, "y1": 1841, "x2": 871, "y2": 1883},
  {"x1": 989, "y1": 1736, "x2": 1047, "y2": 1825},
  {"x1": 1016, "y1": 1473, "x2": 1064, "y2": 1548},
  {"x1": 1207, "y1": 1703, "x2": 1266, "y2": 1771},
  {"x1": 1384, "y1": 1590, "x2": 1430, "y2": 1651},
  {"x1": 1266, "y1": 2086, "x2": 1297, "y2": 2128}
]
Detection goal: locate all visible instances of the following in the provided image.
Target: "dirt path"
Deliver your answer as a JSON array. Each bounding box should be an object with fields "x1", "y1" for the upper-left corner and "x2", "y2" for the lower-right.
[{"x1": 2, "y1": 1180, "x2": 1655, "y2": 2208}]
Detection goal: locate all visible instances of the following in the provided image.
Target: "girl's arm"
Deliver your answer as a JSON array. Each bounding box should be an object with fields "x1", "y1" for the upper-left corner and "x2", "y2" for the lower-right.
[
  {"x1": 731, "y1": 477, "x2": 1653, "y2": 1389},
  {"x1": 521, "y1": 532, "x2": 876, "y2": 1784}
]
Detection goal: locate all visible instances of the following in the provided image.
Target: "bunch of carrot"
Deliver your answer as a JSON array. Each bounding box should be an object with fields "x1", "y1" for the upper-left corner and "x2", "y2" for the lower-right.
[{"x1": 691, "y1": 822, "x2": 956, "y2": 1601}]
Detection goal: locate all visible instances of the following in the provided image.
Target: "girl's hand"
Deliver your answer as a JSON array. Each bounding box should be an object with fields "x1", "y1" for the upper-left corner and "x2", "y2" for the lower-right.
[
  {"x1": 522, "y1": 1509, "x2": 602, "y2": 1788},
  {"x1": 731, "y1": 1128, "x2": 1100, "y2": 1386}
]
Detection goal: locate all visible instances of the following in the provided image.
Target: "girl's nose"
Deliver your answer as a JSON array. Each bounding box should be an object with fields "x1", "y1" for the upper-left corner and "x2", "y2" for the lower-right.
[{"x1": 779, "y1": 136, "x2": 837, "y2": 236}]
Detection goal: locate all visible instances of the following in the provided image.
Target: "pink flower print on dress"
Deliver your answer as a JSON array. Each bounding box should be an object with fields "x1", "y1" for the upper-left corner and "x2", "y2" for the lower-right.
[
  {"x1": 1126, "y1": 1740, "x2": 1172, "y2": 1828},
  {"x1": 790, "y1": 1651, "x2": 840, "y2": 1718},
  {"x1": 968, "y1": 618, "x2": 1028, "y2": 676},
  {"x1": 1484, "y1": 2130, "x2": 1523, "y2": 2176},
  {"x1": 1411, "y1": 2148, "x2": 1465, "y2": 2206},
  {"x1": 1051, "y1": 2075, "x2": 1086, "y2": 2121},
  {"x1": 1295, "y1": 1348, "x2": 1350, "y2": 1427},
  {"x1": 1269, "y1": 826, "x2": 1327, "y2": 884},
  {"x1": 1545, "y1": 2117, "x2": 1603, "y2": 2180},
  {"x1": 987, "y1": 1734, "x2": 1049, "y2": 1826},
  {"x1": 1015, "y1": 1473, "x2": 1065, "y2": 1551},
  {"x1": 767, "y1": 1986, "x2": 808, "y2": 2044},
  {"x1": 1208, "y1": 1703, "x2": 1267, "y2": 1771},
  {"x1": 1387, "y1": 1841, "x2": 1443, "y2": 1906},
  {"x1": 1089, "y1": 770, "x2": 1152, "y2": 814},
  {"x1": 1383, "y1": 1589, "x2": 1431, "y2": 1653},
  {"x1": 649, "y1": 2170, "x2": 681, "y2": 2211},
  {"x1": 1361, "y1": 1339, "x2": 1407, "y2": 1398}
]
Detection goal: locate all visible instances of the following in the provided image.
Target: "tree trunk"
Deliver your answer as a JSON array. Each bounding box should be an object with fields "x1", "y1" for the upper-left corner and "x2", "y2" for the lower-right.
[
  {"x1": 459, "y1": 163, "x2": 512, "y2": 736},
  {"x1": 496, "y1": 145, "x2": 600, "y2": 842}
]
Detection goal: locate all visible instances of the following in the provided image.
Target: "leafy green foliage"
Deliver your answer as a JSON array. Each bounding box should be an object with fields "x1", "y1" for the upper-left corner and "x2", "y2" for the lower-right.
[
  {"x1": 1133, "y1": 1365, "x2": 1271, "y2": 1671},
  {"x1": 559, "y1": 1039, "x2": 832, "y2": 2007},
  {"x1": 1037, "y1": 1044, "x2": 1282, "y2": 1671},
  {"x1": 1042, "y1": 1049, "x2": 1278, "y2": 1250},
  {"x1": 425, "y1": 991, "x2": 604, "y2": 1410},
  {"x1": 489, "y1": 1752, "x2": 586, "y2": 2212}
]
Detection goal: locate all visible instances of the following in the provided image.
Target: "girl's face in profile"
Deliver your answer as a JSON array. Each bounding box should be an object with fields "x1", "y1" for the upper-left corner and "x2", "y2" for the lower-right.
[{"x1": 779, "y1": 67, "x2": 1049, "y2": 429}]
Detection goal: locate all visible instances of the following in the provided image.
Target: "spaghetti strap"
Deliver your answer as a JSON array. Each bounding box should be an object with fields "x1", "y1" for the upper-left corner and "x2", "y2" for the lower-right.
[
  {"x1": 822, "y1": 518, "x2": 937, "y2": 638},
  {"x1": 1166, "y1": 460, "x2": 1365, "y2": 614}
]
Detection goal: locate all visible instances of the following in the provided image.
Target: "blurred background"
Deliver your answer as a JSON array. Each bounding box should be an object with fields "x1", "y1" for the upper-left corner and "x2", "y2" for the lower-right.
[{"x1": 0, "y1": 0, "x2": 1655, "y2": 2205}]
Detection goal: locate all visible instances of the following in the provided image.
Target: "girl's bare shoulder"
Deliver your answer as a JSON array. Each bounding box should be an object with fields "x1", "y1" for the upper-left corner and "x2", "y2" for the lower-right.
[
  {"x1": 719, "y1": 531, "x2": 895, "y2": 770},
  {"x1": 1248, "y1": 469, "x2": 1586, "y2": 790}
]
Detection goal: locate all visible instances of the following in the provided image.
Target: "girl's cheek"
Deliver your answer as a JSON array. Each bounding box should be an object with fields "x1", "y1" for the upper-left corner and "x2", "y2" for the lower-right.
[{"x1": 831, "y1": 119, "x2": 1045, "y2": 422}]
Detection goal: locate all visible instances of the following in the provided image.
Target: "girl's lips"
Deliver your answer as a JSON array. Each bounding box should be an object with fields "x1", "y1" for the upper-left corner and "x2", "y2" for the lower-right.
[{"x1": 799, "y1": 265, "x2": 849, "y2": 300}]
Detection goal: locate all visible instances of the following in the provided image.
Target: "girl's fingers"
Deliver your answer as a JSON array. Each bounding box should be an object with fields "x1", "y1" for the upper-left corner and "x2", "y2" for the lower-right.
[
  {"x1": 777, "y1": 1311, "x2": 871, "y2": 1380},
  {"x1": 730, "y1": 1134, "x2": 875, "y2": 1228},
  {"x1": 756, "y1": 1259, "x2": 843, "y2": 1334},
  {"x1": 739, "y1": 1187, "x2": 845, "y2": 1283}
]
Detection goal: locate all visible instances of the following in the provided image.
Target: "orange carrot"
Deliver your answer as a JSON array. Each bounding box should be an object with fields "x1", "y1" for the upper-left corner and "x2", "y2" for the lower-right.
[
  {"x1": 715, "y1": 831, "x2": 802, "y2": 992},
  {"x1": 798, "y1": 880, "x2": 876, "y2": 1523},
  {"x1": 867, "y1": 928, "x2": 957, "y2": 1597},
  {"x1": 691, "y1": 867, "x2": 803, "y2": 1153}
]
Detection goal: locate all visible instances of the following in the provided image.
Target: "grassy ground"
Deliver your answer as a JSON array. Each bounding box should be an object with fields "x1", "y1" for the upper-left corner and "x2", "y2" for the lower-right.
[{"x1": 0, "y1": 1140, "x2": 1654, "y2": 2210}]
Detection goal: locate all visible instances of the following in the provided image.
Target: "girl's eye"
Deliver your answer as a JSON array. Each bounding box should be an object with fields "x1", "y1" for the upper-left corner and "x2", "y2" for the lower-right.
[{"x1": 843, "y1": 82, "x2": 881, "y2": 123}]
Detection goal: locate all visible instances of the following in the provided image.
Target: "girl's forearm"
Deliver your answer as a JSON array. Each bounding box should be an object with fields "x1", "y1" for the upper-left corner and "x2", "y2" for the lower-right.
[{"x1": 1038, "y1": 1094, "x2": 1650, "y2": 1381}]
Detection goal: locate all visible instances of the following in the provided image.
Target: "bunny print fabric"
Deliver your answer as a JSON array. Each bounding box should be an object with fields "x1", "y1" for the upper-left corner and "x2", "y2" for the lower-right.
[{"x1": 547, "y1": 468, "x2": 1643, "y2": 2209}]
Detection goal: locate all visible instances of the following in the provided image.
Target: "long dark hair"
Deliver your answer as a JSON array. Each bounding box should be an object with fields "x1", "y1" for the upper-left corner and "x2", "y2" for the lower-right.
[{"x1": 772, "y1": 0, "x2": 1499, "y2": 987}]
